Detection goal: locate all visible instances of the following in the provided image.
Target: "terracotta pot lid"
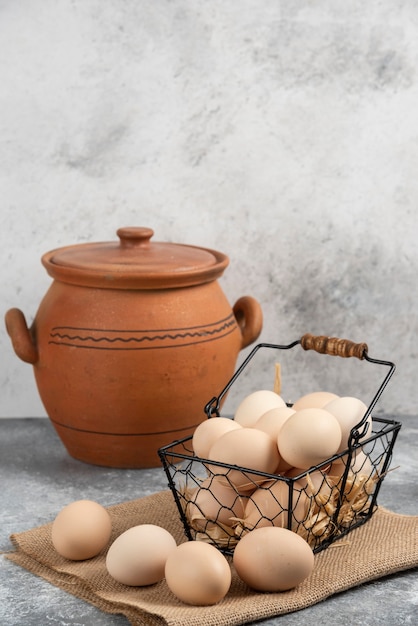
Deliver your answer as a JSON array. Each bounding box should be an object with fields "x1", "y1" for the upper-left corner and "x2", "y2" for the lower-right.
[{"x1": 41, "y1": 227, "x2": 229, "y2": 289}]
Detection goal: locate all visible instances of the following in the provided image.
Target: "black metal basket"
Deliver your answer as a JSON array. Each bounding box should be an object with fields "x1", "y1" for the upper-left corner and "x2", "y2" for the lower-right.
[{"x1": 158, "y1": 334, "x2": 402, "y2": 554}]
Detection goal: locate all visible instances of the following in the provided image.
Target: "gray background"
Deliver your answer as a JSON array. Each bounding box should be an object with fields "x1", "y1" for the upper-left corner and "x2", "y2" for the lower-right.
[{"x1": 1, "y1": 0, "x2": 417, "y2": 418}]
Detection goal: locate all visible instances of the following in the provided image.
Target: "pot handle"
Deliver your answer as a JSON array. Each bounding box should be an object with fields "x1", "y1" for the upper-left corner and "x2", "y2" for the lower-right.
[
  {"x1": 5, "y1": 308, "x2": 38, "y2": 364},
  {"x1": 233, "y1": 296, "x2": 263, "y2": 350}
]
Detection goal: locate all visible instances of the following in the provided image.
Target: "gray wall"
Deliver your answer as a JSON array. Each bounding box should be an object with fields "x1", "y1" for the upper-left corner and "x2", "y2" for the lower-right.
[{"x1": 1, "y1": 1, "x2": 417, "y2": 418}]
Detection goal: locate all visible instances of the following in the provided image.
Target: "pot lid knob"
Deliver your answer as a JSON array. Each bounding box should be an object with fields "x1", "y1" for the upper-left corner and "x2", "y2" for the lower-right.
[{"x1": 117, "y1": 227, "x2": 154, "y2": 248}]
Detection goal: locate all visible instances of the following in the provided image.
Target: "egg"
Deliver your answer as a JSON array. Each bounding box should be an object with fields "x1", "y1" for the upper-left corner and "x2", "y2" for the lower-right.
[
  {"x1": 278, "y1": 408, "x2": 342, "y2": 469},
  {"x1": 234, "y1": 390, "x2": 286, "y2": 427},
  {"x1": 233, "y1": 526, "x2": 315, "y2": 591},
  {"x1": 350, "y1": 450, "x2": 374, "y2": 474},
  {"x1": 165, "y1": 541, "x2": 231, "y2": 605},
  {"x1": 323, "y1": 396, "x2": 371, "y2": 453},
  {"x1": 51, "y1": 499, "x2": 112, "y2": 561},
  {"x1": 287, "y1": 469, "x2": 334, "y2": 507},
  {"x1": 253, "y1": 406, "x2": 295, "y2": 441},
  {"x1": 192, "y1": 417, "x2": 242, "y2": 458},
  {"x1": 253, "y1": 406, "x2": 295, "y2": 473},
  {"x1": 237, "y1": 478, "x2": 308, "y2": 534},
  {"x1": 292, "y1": 391, "x2": 339, "y2": 411},
  {"x1": 208, "y1": 427, "x2": 280, "y2": 491},
  {"x1": 287, "y1": 468, "x2": 329, "y2": 491},
  {"x1": 186, "y1": 476, "x2": 246, "y2": 530},
  {"x1": 275, "y1": 457, "x2": 294, "y2": 474},
  {"x1": 106, "y1": 524, "x2": 177, "y2": 586},
  {"x1": 329, "y1": 449, "x2": 374, "y2": 478}
]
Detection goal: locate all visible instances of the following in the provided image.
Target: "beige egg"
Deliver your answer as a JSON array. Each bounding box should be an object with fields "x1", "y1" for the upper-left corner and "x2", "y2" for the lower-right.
[
  {"x1": 275, "y1": 457, "x2": 294, "y2": 474},
  {"x1": 233, "y1": 526, "x2": 315, "y2": 591},
  {"x1": 165, "y1": 541, "x2": 231, "y2": 605},
  {"x1": 287, "y1": 469, "x2": 334, "y2": 506},
  {"x1": 329, "y1": 450, "x2": 374, "y2": 478},
  {"x1": 351, "y1": 450, "x2": 374, "y2": 475},
  {"x1": 285, "y1": 466, "x2": 307, "y2": 479},
  {"x1": 238, "y1": 478, "x2": 308, "y2": 533},
  {"x1": 106, "y1": 524, "x2": 177, "y2": 586},
  {"x1": 51, "y1": 500, "x2": 112, "y2": 561},
  {"x1": 278, "y1": 408, "x2": 342, "y2": 469},
  {"x1": 292, "y1": 391, "x2": 339, "y2": 411},
  {"x1": 208, "y1": 427, "x2": 280, "y2": 491},
  {"x1": 252, "y1": 406, "x2": 296, "y2": 474},
  {"x1": 253, "y1": 406, "x2": 295, "y2": 440},
  {"x1": 234, "y1": 390, "x2": 286, "y2": 427},
  {"x1": 186, "y1": 476, "x2": 246, "y2": 530},
  {"x1": 323, "y1": 396, "x2": 371, "y2": 453},
  {"x1": 287, "y1": 468, "x2": 329, "y2": 493},
  {"x1": 192, "y1": 417, "x2": 242, "y2": 458}
]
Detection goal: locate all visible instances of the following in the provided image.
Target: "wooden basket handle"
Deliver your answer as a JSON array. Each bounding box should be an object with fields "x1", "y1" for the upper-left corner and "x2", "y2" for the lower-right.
[{"x1": 300, "y1": 333, "x2": 368, "y2": 360}]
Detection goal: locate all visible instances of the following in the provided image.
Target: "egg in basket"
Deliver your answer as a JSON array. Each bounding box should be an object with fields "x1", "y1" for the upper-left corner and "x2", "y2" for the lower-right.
[{"x1": 159, "y1": 334, "x2": 401, "y2": 554}]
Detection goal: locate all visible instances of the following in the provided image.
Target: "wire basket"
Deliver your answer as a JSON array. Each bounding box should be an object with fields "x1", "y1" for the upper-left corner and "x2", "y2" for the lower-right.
[{"x1": 158, "y1": 334, "x2": 402, "y2": 554}]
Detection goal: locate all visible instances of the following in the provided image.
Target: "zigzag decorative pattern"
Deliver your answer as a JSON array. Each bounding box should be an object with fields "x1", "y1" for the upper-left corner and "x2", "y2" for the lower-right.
[{"x1": 48, "y1": 313, "x2": 238, "y2": 350}]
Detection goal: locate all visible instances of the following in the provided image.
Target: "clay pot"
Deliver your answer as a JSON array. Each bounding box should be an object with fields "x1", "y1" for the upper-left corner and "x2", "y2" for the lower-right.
[{"x1": 5, "y1": 227, "x2": 262, "y2": 468}]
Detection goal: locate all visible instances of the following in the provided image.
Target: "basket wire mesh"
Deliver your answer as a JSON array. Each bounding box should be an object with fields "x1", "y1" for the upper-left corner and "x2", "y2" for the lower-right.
[{"x1": 159, "y1": 335, "x2": 401, "y2": 554}]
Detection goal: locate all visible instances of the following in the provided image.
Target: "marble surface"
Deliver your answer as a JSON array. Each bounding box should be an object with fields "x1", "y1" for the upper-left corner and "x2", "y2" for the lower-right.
[
  {"x1": 0, "y1": 416, "x2": 417, "y2": 625},
  {"x1": 2, "y1": 0, "x2": 418, "y2": 420}
]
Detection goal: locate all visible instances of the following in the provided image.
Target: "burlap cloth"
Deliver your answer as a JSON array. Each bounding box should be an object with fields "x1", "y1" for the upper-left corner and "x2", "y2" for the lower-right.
[{"x1": 5, "y1": 490, "x2": 418, "y2": 626}]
